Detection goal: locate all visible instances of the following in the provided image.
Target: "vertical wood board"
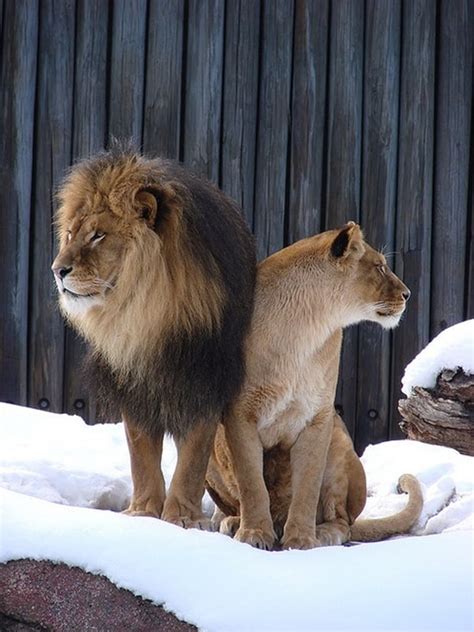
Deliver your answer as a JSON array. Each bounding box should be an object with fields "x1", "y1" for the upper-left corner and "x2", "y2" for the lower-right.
[
  {"x1": 391, "y1": 0, "x2": 436, "y2": 438},
  {"x1": 0, "y1": 0, "x2": 39, "y2": 405},
  {"x1": 220, "y1": 0, "x2": 260, "y2": 227},
  {"x1": 253, "y1": 0, "x2": 294, "y2": 259},
  {"x1": 143, "y1": 0, "x2": 185, "y2": 158},
  {"x1": 28, "y1": 0, "x2": 76, "y2": 415}
]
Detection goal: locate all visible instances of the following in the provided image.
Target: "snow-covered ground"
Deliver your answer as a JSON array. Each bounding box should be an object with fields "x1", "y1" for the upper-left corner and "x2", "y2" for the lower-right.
[
  {"x1": 402, "y1": 319, "x2": 474, "y2": 396},
  {"x1": 0, "y1": 402, "x2": 473, "y2": 631}
]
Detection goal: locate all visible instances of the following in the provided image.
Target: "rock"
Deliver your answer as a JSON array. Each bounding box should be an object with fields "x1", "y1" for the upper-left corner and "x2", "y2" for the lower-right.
[{"x1": 0, "y1": 559, "x2": 196, "y2": 632}]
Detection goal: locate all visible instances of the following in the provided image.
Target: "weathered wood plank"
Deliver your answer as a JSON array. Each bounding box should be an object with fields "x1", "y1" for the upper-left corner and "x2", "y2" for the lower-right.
[
  {"x1": 253, "y1": 0, "x2": 294, "y2": 259},
  {"x1": 143, "y1": 0, "x2": 184, "y2": 158},
  {"x1": 390, "y1": 0, "x2": 436, "y2": 439},
  {"x1": 28, "y1": 0, "x2": 75, "y2": 415},
  {"x1": 430, "y1": 0, "x2": 473, "y2": 337},
  {"x1": 0, "y1": 0, "x2": 4, "y2": 38},
  {"x1": 325, "y1": 0, "x2": 364, "y2": 439},
  {"x1": 288, "y1": 0, "x2": 328, "y2": 243},
  {"x1": 182, "y1": 0, "x2": 225, "y2": 182},
  {"x1": 355, "y1": 0, "x2": 401, "y2": 453},
  {"x1": 0, "y1": 0, "x2": 39, "y2": 405},
  {"x1": 220, "y1": 0, "x2": 260, "y2": 228},
  {"x1": 468, "y1": 179, "x2": 474, "y2": 319},
  {"x1": 63, "y1": 0, "x2": 110, "y2": 421},
  {"x1": 108, "y1": 0, "x2": 147, "y2": 144}
]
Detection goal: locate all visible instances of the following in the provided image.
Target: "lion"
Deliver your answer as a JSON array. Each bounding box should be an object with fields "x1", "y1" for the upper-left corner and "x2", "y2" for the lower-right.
[
  {"x1": 52, "y1": 147, "x2": 256, "y2": 530},
  {"x1": 205, "y1": 222, "x2": 423, "y2": 549}
]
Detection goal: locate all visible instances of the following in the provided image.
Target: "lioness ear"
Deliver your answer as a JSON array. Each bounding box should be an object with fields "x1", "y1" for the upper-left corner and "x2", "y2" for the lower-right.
[
  {"x1": 331, "y1": 221, "x2": 364, "y2": 260},
  {"x1": 135, "y1": 188, "x2": 159, "y2": 228}
]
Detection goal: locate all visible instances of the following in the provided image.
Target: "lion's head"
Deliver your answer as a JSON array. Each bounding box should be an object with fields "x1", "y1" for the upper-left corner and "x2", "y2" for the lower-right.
[
  {"x1": 52, "y1": 150, "x2": 230, "y2": 375},
  {"x1": 52, "y1": 148, "x2": 256, "y2": 437}
]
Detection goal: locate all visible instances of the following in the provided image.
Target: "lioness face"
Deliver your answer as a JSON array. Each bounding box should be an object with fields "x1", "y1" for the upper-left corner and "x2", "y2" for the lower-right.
[
  {"x1": 328, "y1": 222, "x2": 410, "y2": 330},
  {"x1": 353, "y1": 243, "x2": 410, "y2": 329}
]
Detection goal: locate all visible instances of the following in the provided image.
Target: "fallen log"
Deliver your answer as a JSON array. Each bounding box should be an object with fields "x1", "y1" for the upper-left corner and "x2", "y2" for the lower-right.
[{"x1": 398, "y1": 369, "x2": 474, "y2": 456}]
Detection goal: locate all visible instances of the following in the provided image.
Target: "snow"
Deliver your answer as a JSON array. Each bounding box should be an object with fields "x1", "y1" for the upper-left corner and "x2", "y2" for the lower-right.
[
  {"x1": 1, "y1": 402, "x2": 473, "y2": 631},
  {"x1": 401, "y1": 319, "x2": 474, "y2": 396}
]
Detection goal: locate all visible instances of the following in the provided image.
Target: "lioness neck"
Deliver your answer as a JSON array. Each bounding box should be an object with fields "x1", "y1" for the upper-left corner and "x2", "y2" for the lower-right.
[{"x1": 255, "y1": 256, "x2": 363, "y2": 354}]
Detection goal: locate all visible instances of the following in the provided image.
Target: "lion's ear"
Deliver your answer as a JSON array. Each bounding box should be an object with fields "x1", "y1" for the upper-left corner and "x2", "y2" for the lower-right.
[
  {"x1": 135, "y1": 188, "x2": 159, "y2": 228},
  {"x1": 330, "y1": 221, "x2": 364, "y2": 260}
]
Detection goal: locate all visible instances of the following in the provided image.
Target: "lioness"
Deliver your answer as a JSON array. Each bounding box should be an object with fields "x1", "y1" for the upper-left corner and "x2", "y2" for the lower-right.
[
  {"x1": 52, "y1": 147, "x2": 256, "y2": 530},
  {"x1": 206, "y1": 222, "x2": 423, "y2": 549}
]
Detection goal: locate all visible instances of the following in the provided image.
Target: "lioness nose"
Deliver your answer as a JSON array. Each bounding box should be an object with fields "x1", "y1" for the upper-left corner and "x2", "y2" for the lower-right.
[
  {"x1": 402, "y1": 289, "x2": 411, "y2": 301},
  {"x1": 52, "y1": 265, "x2": 72, "y2": 279}
]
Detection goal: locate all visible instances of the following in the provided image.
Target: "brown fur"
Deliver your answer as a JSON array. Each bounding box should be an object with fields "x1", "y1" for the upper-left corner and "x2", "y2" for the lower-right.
[
  {"x1": 52, "y1": 147, "x2": 256, "y2": 529},
  {"x1": 206, "y1": 223, "x2": 423, "y2": 549}
]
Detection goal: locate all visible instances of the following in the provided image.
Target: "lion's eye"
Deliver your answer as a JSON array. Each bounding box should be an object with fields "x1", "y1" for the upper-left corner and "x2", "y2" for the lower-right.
[
  {"x1": 66, "y1": 230, "x2": 72, "y2": 242},
  {"x1": 377, "y1": 264, "x2": 387, "y2": 275},
  {"x1": 91, "y1": 231, "x2": 105, "y2": 242}
]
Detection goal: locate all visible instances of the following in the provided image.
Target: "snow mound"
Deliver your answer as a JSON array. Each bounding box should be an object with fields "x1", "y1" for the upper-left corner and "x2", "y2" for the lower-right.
[
  {"x1": 0, "y1": 403, "x2": 473, "y2": 631},
  {"x1": 401, "y1": 319, "x2": 474, "y2": 396}
]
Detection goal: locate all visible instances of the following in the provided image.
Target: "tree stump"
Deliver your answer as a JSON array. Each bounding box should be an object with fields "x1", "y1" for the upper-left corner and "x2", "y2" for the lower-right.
[{"x1": 398, "y1": 368, "x2": 474, "y2": 456}]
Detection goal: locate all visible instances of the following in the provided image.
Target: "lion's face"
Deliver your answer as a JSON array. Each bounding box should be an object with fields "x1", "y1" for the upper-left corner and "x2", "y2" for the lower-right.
[
  {"x1": 52, "y1": 210, "x2": 131, "y2": 317},
  {"x1": 52, "y1": 155, "x2": 160, "y2": 321}
]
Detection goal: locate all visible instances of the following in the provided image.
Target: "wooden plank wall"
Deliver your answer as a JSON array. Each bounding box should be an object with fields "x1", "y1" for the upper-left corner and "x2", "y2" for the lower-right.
[{"x1": 1, "y1": 0, "x2": 472, "y2": 454}]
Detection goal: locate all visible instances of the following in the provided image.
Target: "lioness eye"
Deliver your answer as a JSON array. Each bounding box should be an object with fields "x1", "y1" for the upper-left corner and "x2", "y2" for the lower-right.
[
  {"x1": 91, "y1": 231, "x2": 105, "y2": 242},
  {"x1": 377, "y1": 264, "x2": 386, "y2": 275}
]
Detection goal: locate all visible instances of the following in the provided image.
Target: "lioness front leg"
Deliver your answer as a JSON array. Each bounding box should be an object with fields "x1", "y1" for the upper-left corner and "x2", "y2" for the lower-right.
[
  {"x1": 162, "y1": 420, "x2": 217, "y2": 531},
  {"x1": 224, "y1": 414, "x2": 276, "y2": 550},
  {"x1": 123, "y1": 415, "x2": 165, "y2": 518},
  {"x1": 282, "y1": 411, "x2": 333, "y2": 550}
]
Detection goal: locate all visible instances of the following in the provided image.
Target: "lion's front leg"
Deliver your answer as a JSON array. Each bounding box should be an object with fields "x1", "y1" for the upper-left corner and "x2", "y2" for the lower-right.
[
  {"x1": 123, "y1": 415, "x2": 165, "y2": 518},
  {"x1": 281, "y1": 410, "x2": 333, "y2": 550},
  {"x1": 161, "y1": 420, "x2": 218, "y2": 531}
]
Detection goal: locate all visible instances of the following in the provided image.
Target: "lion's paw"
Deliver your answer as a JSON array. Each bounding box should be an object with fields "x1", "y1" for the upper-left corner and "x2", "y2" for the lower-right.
[
  {"x1": 281, "y1": 531, "x2": 321, "y2": 550},
  {"x1": 234, "y1": 527, "x2": 275, "y2": 550},
  {"x1": 219, "y1": 516, "x2": 241, "y2": 537}
]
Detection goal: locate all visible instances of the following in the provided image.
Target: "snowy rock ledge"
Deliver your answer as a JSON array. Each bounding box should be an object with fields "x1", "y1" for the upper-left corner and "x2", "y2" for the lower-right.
[{"x1": 399, "y1": 320, "x2": 474, "y2": 456}]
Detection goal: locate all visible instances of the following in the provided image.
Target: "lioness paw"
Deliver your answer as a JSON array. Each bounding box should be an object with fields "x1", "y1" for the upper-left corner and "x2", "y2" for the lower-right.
[
  {"x1": 281, "y1": 532, "x2": 321, "y2": 550},
  {"x1": 220, "y1": 516, "x2": 241, "y2": 537},
  {"x1": 122, "y1": 508, "x2": 161, "y2": 519},
  {"x1": 234, "y1": 527, "x2": 275, "y2": 550},
  {"x1": 162, "y1": 514, "x2": 217, "y2": 532}
]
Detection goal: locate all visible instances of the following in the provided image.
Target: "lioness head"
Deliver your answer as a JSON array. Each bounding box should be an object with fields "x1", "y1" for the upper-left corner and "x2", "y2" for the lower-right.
[{"x1": 328, "y1": 221, "x2": 410, "y2": 329}]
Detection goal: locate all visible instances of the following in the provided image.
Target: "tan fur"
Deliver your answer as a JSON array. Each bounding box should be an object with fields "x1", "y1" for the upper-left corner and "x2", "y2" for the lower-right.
[{"x1": 206, "y1": 223, "x2": 423, "y2": 549}]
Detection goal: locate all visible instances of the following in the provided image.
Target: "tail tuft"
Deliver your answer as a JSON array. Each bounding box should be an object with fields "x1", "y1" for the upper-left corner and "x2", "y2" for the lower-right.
[{"x1": 350, "y1": 473, "x2": 423, "y2": 543}]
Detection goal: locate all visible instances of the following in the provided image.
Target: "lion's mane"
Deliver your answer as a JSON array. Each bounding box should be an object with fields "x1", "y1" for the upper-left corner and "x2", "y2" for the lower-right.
[{"x1": 56, "y1": 148, "x2": 256, "y2": 437}]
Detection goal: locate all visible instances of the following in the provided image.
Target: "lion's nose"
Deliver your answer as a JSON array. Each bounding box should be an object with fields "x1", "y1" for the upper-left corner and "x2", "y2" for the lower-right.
[
  {"x1": 402, "y1": 289, "x2": 411, "y2": 301},
  {"x1": 52, "y1": 265, "x2": 73, "y2": 279}
]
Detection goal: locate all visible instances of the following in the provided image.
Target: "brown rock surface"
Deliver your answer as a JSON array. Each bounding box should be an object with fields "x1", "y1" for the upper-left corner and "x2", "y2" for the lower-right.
[{"x1": 0, "y1": 559, "x2": 196, "y2": 631}]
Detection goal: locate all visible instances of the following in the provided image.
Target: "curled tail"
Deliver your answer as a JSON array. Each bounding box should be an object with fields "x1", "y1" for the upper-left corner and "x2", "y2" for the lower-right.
[{"x1": 350, "y1": 474, "x2": 423, "y2": 542}]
